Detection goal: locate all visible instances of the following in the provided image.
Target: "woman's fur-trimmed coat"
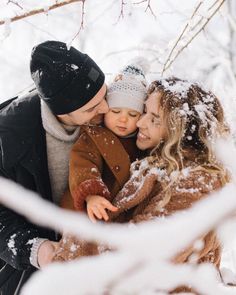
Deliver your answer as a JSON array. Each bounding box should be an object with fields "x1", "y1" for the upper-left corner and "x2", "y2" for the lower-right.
[
  {"x1": 109, "y1": 157, "x2": 224, "y2": 267},
  {"x1": 54, "y1": 156, "x2": 225, "y2": 272}
]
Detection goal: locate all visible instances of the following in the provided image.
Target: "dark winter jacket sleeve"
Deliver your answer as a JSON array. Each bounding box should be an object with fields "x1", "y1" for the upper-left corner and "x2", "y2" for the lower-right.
[
  {"x1": 0, "y1": 153, "x2": 46, "y2": 270},
  {"x1": 0, "y1": 205, "x2": 44, "y2": 270},
  {"x1": 0, "y1": 93, "x2": 55, "y2": 270}
]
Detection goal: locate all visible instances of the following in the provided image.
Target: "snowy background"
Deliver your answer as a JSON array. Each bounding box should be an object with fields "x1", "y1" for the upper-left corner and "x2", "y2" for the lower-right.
[
  {"x1": 1, "y1": 0, "x2": 236, "y2": 130},
  {"x1": 0, "y1": 0, "x2": 236, "y2": 294}
]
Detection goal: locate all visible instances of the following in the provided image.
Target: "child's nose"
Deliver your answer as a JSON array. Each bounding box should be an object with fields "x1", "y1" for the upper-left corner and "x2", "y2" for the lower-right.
[{"x1": 119, "y1": 115, "x2": 128, "y2": 122}]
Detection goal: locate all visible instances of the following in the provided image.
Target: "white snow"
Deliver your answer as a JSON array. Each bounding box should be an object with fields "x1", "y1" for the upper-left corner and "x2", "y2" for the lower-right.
[
  {"x1": 0, "y1": 1, "x2": 236, "y2": 294},
  {"x1": 8, "y1": 234, "x2": 17, "y2": 256}
]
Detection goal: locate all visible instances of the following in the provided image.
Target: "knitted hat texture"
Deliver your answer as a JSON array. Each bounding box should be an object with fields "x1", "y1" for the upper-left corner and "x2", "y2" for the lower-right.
[
  {"x1": 30, "y1": 41, "x2": 105, "y2": 115},
  {"x1": 106, "y1": 57, "x2": 149, "y2": 113}
]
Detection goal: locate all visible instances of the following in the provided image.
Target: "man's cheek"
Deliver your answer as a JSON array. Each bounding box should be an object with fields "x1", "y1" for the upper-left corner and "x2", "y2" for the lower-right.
[{"x1": 90, "y1": 114, "x2": 104, "y2": 125}]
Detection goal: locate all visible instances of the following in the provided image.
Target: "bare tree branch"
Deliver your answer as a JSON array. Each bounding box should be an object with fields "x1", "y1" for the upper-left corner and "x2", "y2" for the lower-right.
[
  {"x1": 69, "y1": 0, "x2": 86, "y2": 43},
  {"x1": 144, "y1": 0, "x2": 156, "y2": 18},
  {"x1": 0, "y1": 0, "x2": 82, "y2": 26},
  {"x1": 132, "y1": 0, "x2": 156, "y2": 18},
  {"x1": 132, "y1": 0, "x2": 146, "y2": 4},
  {"x1": 208, "y1": 0, "x2": 220, "y2": 11},
  {"x1": 186, "y1": 0, "x2": 224, "y2": 37},
  {"x1": 161, "y1": 0, "x2": 226, "y2": 75},
  {"x1": 162, "y1": 1, "x2": 203, "y2": 75},
  {"x1": 115, "y1": 0, "x2": 126, "y2": 24},
  {"x1": 7, "y1": 0, "x2": 23, "y2": 10}
]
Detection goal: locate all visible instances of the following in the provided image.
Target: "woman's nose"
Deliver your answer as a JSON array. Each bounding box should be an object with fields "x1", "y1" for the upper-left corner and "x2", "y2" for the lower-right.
[{"x1": 136, "y1": 113, "x2": 147, "y2": 128}]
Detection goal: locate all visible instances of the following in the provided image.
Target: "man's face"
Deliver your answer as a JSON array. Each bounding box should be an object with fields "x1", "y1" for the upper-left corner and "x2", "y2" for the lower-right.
[{"x1": 57, "y1": 84, "x2": 108, "y2": 126}]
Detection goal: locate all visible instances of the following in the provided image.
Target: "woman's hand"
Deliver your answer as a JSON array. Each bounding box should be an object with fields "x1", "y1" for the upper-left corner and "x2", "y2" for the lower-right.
[
  {"x1": 38, "y1": 240, "x2": 59, "y2": 268},
  {"x1": 86, "y1": 195, "x2": 118, "y2": 223}
]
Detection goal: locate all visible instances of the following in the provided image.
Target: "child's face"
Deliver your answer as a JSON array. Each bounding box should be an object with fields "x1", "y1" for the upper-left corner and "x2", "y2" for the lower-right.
[{"x1": 104, "y1": 107, "x2": 141, "y2": 137}]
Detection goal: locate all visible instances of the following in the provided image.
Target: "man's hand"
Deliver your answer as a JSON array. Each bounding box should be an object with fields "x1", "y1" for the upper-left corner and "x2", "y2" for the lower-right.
[
  {"x1": 86, "y1": 195, "x2": 118, "y2": 223},
  {"x1": 38, "y1": 240, "x2": 59, "y2": 268}
]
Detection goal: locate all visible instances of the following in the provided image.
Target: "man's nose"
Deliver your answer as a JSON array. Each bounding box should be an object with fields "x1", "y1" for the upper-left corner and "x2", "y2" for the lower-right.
[{"x1": 97, "y1": 99, "x2": 109, "y2": 114}]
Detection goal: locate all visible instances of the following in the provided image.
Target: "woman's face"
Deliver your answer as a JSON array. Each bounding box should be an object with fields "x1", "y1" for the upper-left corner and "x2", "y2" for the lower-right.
[{"x1": 136, "y1": 91, "x2": 167, "y2": 150}]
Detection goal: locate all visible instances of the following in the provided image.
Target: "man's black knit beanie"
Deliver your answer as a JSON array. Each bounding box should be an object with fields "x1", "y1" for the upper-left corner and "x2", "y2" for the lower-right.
[{"x1": 30, "y1": 40, "x2": 105, "y2": 115}]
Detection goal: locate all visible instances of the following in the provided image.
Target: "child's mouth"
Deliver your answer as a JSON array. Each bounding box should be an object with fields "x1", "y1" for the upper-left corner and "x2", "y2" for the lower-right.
[{"x1": 117, "y1": 126, "x2": 127, "y2": 132}]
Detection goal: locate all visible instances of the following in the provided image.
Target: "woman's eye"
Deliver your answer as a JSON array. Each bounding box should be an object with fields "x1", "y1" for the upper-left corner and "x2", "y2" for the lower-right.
[{"x1": 151, "y1": 117, "x2": 160, "y2": 125}]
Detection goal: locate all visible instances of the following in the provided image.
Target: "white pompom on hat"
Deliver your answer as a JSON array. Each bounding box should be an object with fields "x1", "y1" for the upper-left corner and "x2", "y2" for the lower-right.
[{"x1": 106, "y1": 57, "x2": 150, "y2": 113}]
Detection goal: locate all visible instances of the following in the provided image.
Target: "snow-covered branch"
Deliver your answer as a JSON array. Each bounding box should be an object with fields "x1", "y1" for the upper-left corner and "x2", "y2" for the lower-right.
[
  {"x1": 0, "y1": 177, "x2": 234, "y2": 294},
  {"x1": 162, "y1": 0, "x2": 226, "y2": 75},
  {"x1": 0, "y1": 0, "x2": 82, "y2": 26},
  {"x1": 0, "y1": 163, "x2": 236, "y2": 293},
  {"x1": 162, "y1": 1, "x2": 203, "y2": 75},
  {"x1": 68, "y1": 0, "x2": 85, "y2": 45},
  {"x1": 1, "y1": 175, "x2": 235, "y2": 252}
]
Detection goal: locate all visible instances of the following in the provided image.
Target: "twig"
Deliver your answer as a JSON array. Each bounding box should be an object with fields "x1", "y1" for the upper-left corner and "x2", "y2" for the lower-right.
[
  {"x1": 132, "y1": 0, "x2": 156, "y2": 18},
  {"x1": 0, "y1": 0, "x2": 82, "y2": 26},
  {"x1": 162, "y1": 1, "x2": 203, "y2": 75},
  {"x1": 145, "y1": 0, "x2": 156, "y2": 18},
  {"x1": 115, "y1": 0, "x2": 126, "y2": 24},
  {"x1": 208, "y1": 0, "x2": 220, "y2": 11},
  {"x1": 7, "y1": 0, "x2": 23, "y2": 10},
  {"x1": 161, "y1": 0, "x2": 226, "y2": 75},
  {"x1": 132, "y1": 0, "x2": 146, "y2": 4},
  {"x1": 70, "y1": 0, "x2": 86, "y2": 42},
  {"x1": 187, "y1": 0, "x2": 223, "y2": 36}
]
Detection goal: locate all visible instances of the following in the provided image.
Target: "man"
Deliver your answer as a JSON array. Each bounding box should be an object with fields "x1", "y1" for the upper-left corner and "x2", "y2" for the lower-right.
[{"x1": 0, "y1": 40, "x2": 108, "y2": 294}]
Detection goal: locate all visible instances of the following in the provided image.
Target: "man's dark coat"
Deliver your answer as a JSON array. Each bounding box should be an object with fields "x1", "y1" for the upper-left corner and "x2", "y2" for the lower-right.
[{"x1": 0, "y1": 90, "x2": 57, "y2": 294}]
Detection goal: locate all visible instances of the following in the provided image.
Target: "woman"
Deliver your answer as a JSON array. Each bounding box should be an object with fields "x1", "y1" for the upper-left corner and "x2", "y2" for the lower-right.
[{"x1": 110, "y1": 77, "x2": 230, "y2": 269}]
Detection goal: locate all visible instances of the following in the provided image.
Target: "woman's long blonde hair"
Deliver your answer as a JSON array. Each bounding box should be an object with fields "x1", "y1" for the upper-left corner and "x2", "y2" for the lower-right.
[{"x1": 145, "y1": 77, "x2": 229, "y2": 183}]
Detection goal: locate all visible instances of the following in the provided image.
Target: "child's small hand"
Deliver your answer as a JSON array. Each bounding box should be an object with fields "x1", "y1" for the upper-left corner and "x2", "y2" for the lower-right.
[{"x1": 86, "y1": 195, "x2": 118, "y2": 223}]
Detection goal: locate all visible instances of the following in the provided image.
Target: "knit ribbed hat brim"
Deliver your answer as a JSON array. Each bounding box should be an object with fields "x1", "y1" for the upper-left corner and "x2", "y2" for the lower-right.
[{"x1": 30, "y1": 41, "x2": 105, "y2": 115}]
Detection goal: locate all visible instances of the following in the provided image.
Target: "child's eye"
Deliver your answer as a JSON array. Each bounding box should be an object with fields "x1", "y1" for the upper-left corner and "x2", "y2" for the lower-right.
[
  {"x1": 111, "y1": 109, "x2": 120, "y2": 114},
  {"x1": 129, "y1": 112, "x2": 139, "y2": 118}
]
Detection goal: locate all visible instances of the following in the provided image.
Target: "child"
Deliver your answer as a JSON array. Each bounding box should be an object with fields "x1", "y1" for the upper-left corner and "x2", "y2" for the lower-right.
[{"x1": 61, "y1": 58, "x2": 149, "y2": 223}]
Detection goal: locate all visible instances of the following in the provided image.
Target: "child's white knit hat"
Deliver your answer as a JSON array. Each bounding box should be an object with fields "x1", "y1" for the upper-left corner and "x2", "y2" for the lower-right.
[{"x1": 106, "y1": 57, "x2": 149, "y2": 113}]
